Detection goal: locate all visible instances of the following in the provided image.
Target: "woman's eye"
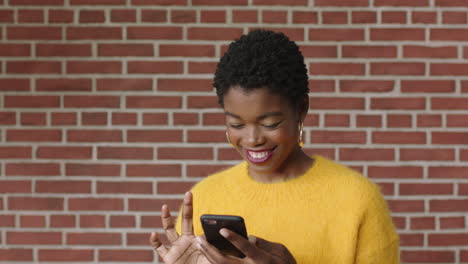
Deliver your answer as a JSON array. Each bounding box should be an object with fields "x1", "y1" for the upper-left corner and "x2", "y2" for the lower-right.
[
  {"x1": 229, "y1": 124, "x2": 244, "y2": 129},
  {"x1": 263, "y1": 122, "x2": 281, "y2": 129}
]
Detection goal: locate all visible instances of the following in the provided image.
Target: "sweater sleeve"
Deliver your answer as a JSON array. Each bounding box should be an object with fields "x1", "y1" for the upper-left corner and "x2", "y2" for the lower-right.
[{"x1": 354, "y1": 182, "x2": 400, "y2": 264}]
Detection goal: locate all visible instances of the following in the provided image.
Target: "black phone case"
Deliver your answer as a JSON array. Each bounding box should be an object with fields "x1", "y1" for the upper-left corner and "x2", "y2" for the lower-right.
[{"x1": 200, "y1": 214, "x2": 248, "y2": 258}]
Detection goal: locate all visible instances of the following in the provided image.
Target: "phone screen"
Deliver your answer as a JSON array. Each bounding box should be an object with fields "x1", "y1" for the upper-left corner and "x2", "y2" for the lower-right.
[{"x1": 200, "y1": 214, "x2": 248, "y2": 258}]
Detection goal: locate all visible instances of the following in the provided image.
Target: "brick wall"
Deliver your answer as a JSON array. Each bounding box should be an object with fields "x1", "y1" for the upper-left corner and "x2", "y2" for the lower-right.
[{"x1": 1, "y1": 0, "x2": 468, "y2": 263}]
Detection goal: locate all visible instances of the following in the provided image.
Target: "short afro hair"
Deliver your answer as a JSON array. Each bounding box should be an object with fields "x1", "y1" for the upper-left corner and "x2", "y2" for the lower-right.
[{"x1": 213, "y1": 29, "x2": 309, "y2": 108}]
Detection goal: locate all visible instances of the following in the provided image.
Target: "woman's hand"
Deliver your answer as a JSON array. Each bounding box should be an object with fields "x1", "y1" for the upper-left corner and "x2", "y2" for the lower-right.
[
  {"x1": 149, "y1": 192, "x2": 209, "y2": 264},
  {"x1": 196, "y1": 228, "x2": 296, "y2": 264}
]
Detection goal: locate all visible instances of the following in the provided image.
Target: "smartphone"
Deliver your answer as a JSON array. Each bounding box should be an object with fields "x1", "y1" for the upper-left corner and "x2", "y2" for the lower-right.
[{"x1": 200, "y1": 214, "x2": 248, "y2": 258}]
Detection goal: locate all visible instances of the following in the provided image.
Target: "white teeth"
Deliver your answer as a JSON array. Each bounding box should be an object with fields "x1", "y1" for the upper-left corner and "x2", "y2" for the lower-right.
[{"x1": 249, "y1": 151, "x2": 268, "y2": 159}]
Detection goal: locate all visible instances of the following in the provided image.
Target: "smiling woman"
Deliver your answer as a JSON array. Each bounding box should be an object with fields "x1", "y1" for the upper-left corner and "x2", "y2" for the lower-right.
[{"x1": 150, "y1": 29, "x2": 400, "y2": 264}]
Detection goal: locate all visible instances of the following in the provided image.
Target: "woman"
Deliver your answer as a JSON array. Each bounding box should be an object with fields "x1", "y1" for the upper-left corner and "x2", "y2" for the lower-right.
[{"x1": 150, "y1": 29, "x2": 400, "y2": 264}]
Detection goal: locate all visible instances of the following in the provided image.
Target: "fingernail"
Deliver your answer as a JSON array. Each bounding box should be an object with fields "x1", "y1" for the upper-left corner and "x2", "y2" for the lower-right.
[{"x1": 219, "y1": 228, "x2": 229, "y2": 238}]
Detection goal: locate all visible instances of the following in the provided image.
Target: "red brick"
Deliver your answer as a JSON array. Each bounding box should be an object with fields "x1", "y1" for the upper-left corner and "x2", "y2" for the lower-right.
[
  {"x1": 69, "y1": 198, "x2": 123, "y2": 211},
  {"x1": 188, "y1": 96, "x2": 219, "y2": 108},
  {"x1": 158, "y1": 78, "x2": 212, "y2": 91},
  {"x1": 412, "y1": 11, "x2": 437, "y2": 23},
  {"x1": 64, "y1": 95, "x2": 120, "y2": 108},
  {"x1": 381, "y1": 11, "x2": 406, "y2": 23},
  {"x1": 342, "y1": 45, "x2": 397, "y2": 58},
  {"x1": 371, "y1": 97, "x2": 425, "y2": 110},
  {"x1": 128, "y1": 61, "x2": 182, "y2": 74},
  {"x1": 440, "y1": 217, "x2": 465, "y2": 229},
  {"x1": 442, "y1": 11, "x2": 467, "y2": 24},
  {"x1": 388, "y1": 199, "x2": 425, "y2": 212},
  {"x1": 99, "y1": 250, "x2": 154, "y2": 261},
  {"x1": 36, "y1": 180, "x2": 91, "y2": 193},
  {"x1": 126, "y1": 164, "x2": 181, "y2": 177},
  {"x1": 98, "y1": 147, "x2": 152, "y2": 160},
  {"x1": 308, "y1": 80, "x2": 334, "y2": 93},
  {"x1": 158, "y1": 181, "x2": 196, "y2": 194},
  {"x1": 7, "y1": 129, "x2": 61, "y2": 142},
  {"x1": 0, "y1": 180, "x2": 31, "y2": 193},
  {"x1": 189, "y1": 61, "x2": 217, "y2": 74},
  {"x1": 8, "y1": 232, "x2": 61, "y2": 245},
  {"x1": 401, "y1": 250, "x2": 454, "y2": 263},
  {"x1": 218, "y1": 148, "x2": 242, "y2": 161},
  {"x1": 50, "y1": 215, "x2": 76, "y2": 228},
  {"x1": 127, "y1": 130, "x2": 182, "y2": 142},
  {"x1": 310, "y1": 63, "x2": 365, "y2": 75},
  {"x1": 322, "y1": 11, "x2": 348, "y2": 24},
  {"x1": 375, "y1": 0, "x2": 428, "y2": 5},
  {"x1": 387, "y1": 114, "x2": 412, "y2": 128},
  {"x1": 97, "y1": 181, "x2": 153, "y2": 194},
  {"x1": 188, "y1": 27, "x2": 242, "y2": 40},
  {"x1": 171, "y1": 10, "x2": 196, "y2": 23},
  {"x1": 356, "y1": 115, "x2": 382, "y2": 127},
  {"x1": 39, "y1": 249, "x2": 94, "y2": 261},
  {"x1": 140, "y1": 216, "x2": 162, "y2": 228},
  {"x1": 201, "y1": 10, "x2": 226, "y2": 23},
  {"x1": 7, "y1": 61, "x2": 61, "y2": 74},
  {"x1": 127, "y1": 96, "x2": 182, "y2": 108},
  {"x1": 128, "y1": 198, "x2": 181, "y2": 211},
  {"x1": 98, "y1": 78, "x2": 151, "y2": 91},
  {"x1": 127, "y1": 233, "x2": 152, "y2": 245},
  {"x1": 400, "y1": 234, "x2": 424, "y2": 246},
  {"x1": 436, "y1": 0, "x2": 468, "y2": 6},
  {"x1": 48, "y1": 9, "x2": 74, "y2": 23},
  {"x1": 112, "y1": 112, "x2": 137, "y2": 125},
  {"x1": 371, "y1": 62, "x2": 425, "y2": 75},
  {"x1": 309, "y1": 29, "x2": 364, "y2": 41},
  {"x1": 0, "y1": 215, "x2": 15, "y2": 227},
  {"x1": 160, "y1": 44, "x2": 215, "y2": 57},
  {"x1": 351, "y1": 11, "x2": 376, "y2": 23},
  {"x1": 373, "y1": 132, "x2": 426, "y2": 144},
  {"x1": 340, "y1": 80, "x2": 394, "y2": 92},
  {"x1": 36, "y1": 44, "x2": 91, "y2": 57},
  {"x1": 431, "y1": 29, "x2": 468, "y2": 41},
  {"x1": 99, "y1": 44, "x2": 153, "y2": 56},
  {"x1": 193, "y1": 0, "x2": 246, "y2": 4},
  {"x1": 371, "y1": 28, "x2": 425, "y2": 41},
  {"x1": 132, "y1": 0, "x2": 187, "y2": 4},
  {"x1": 37, "y1": 78, "x2": 92, "y2": 92},
  {"x1": 310, "y1": 97, "x2": 365, "y2": 110},
  {"x1": 20, "y1": 215, "x2": 46, "y2": 228},
  {"x1": 300, "y1": 46, "x2": 337, "y2": 58},
  {"x1": 8, "y1": 197, "x2": 63, "y2": 210},
  {"x1": 187, "y1": 164, "x2": 230, "y2": 177},
  {"x1": 250, "y1": 27, "x2": 305, "y2": 42},
  {"x1": 401, "y1": 183, "x2": 453, "y2": 195},
  {"x1": 430, "y1": 199, "x2": 468, "y2": 212},
  {"x1": 67, "y1": 233, "x2": 121, "y2": 245},
  {"x1": 233, "y1": 10, "x2": 258, "y2": 23},
  {"x1": 447, "y1": 114, "x2": 468, "y2": 127},
  {"x1": 37, "y1": 146, "x2": 91, "y2": 160},
  {"x1": 418, "y1": 114, "x2": 442, "y2": 127},
  {"x1": 188, "y1": 130, "x2": 225, "y2": 143},
  {"x1": 82, "y1": 112, "x2": 107, "y2": 125},
  {"x1": 340, "y1": 148, "x2": 394, "y2": 161},
  {"x1": 67, "y1": 27, "x2": 122, "y2": 40},
  {"x1": 80, "y1": 215, "x2": 105, "y2": 228},
  {"x1": 432, "y1": 97, "x2": 468, "y2": 110},
  {"x1": 315, "y1": 0, "x2": 367, "y2": 5},
  {"x1": 79, "y1": 10, "x2": 106, "y2": 23},
  {"x1": 429, "y1": 166, "x2": 468, "y2": 179},
  {"x1": 253, "y1": 0, "x2": 306, "y2": 5},
  {"x1": 401, "y1": 80, "x2": 454, "y2": 93},
  {"x1": 66, "y1": 163, "x2": 121, "y2": 177},
  {"x1": 429, "y1": 234, "x2": 468, "y2": 246},
  {"x1": 127, "y1": 26, "x2": 182, "y2": 40},
  {"x1": 0, "y1": 112, "x2": 16, "y2": 125},
  {"x1": 262, "y1": 10, "x2": 286, "y2": 23},
  {"x1": 0, "y1": 79, "x2": 30, "y2": 91},
  {"x1": 142, "y1": 113, "x2": 169, "y2": 125},
  {"x1": 0, "y1": 10, "x2": 14, "y2": 22},
  {"x1": 110, "y1": 215, "x2": 135, "y2": 228},
  {"x1": 5, "y1": 95, "x2": 59, "y2": 108},
  {"x1": 10, "y1": 0, "x2": 63, "y2": 3},
  {"x1": 141, "y1": 9, "x2": 167, "y2": 22},
  {"x1": 0, "y1": 44, "x2": 31, "y2": 56},
  {"x1": 7, "y1": 26, "x2": 62, "y2": 40},
  {"x1": 368, "y1": 166, "x2": 423, "y2": 179},
  {"x1": 410, "y1": 217, "x2": 435, "y2": 229},
  {"x1": 21, "y1": 112, "x2": 46, "y2": 126},
  {"x1": 51, "y1": 112, "x2": 77, "y2": 125},
  {"x1": 111, "y1": 9, "x2": 136, "y2": 22},
  {"x1": 71, "y1": 0, "x2": 125, "y2": 4},
  {"x1": 202, "y1": 112, "x2": 225, "y2": 126},
  {"x1": 459, "y1": 184, "x2": 468, "y2": 195},
  {"x1": 6, "y1": 163, "x2": 60, "y2": 176},
  {"x1": 433, "y1": 63, "x2": 468, "y2": 76},
  {"x1": 158, "y1": 147, "x2": 213, "y2": 160},
  {"x1": 323, "y1": 114, "x2": 349, "y2": 127},
  {"x1": 0, "y1": 146, "x2": 31, "y2": 159},
  {"x1": 67, "y1": 129, "x2": 122, "y2": 142},
  {"x1": 67, "y1": 61, "x2": 121, "y2": 74},
  {"x1": 432, "y1": 132, "x2": 468, "y2": 144},
  {"x1": 312, "y1": 131, "x2": 366, "y2": 144}
]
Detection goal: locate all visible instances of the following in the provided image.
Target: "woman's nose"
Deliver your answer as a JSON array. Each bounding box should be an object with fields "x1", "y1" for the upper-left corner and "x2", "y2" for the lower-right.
[{"x1": 245, "y1": 126, "x2": 264, "y2": 146}]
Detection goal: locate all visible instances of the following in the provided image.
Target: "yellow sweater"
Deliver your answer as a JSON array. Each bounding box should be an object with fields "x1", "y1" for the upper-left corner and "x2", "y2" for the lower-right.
[{"x1": 177, "y1": 155, "x2": 400, "y2": 263}]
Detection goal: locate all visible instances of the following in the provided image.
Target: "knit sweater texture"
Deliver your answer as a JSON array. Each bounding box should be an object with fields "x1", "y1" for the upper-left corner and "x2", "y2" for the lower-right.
[{"x1": 177, "y1": 155, "x2": 400, "y2": 263}]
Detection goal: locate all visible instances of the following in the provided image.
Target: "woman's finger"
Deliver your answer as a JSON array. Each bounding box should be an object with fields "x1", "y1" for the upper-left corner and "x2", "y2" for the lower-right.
[
  {"x1": 196, "y1": 236, "x2": 231, "y2": 264},
  {"x1": 149, "y1": 232, "x2": 168, "y2": 258},
  {"x1": 220, "y1": 228, "x2": 265, "y2": 261},
  {"x1": 181, "y1": 192, "x2": 194, "y2": 235},
  {"x1": 161, "y1": 204, "x2": 179, "y2": 243}
]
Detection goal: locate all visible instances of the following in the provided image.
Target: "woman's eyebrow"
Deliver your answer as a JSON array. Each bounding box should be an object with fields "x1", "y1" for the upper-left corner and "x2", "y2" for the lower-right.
[{"x1": 224, "y1": 111, "x2": 284, "y2": 120}]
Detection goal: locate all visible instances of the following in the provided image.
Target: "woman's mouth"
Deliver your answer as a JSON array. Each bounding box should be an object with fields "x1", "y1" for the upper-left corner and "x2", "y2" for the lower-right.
[{"x1": 245, "y1": 148, "x2": 275, "y2": 164}]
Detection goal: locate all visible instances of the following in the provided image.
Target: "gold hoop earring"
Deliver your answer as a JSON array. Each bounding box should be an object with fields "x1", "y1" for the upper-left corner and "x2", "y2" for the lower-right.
[
  {"x1": 298, "y1": 123, "x2": 304, "y2": 148},
  {"x1": 226, "y1": 131, "x2": 234, "y2": 147}
]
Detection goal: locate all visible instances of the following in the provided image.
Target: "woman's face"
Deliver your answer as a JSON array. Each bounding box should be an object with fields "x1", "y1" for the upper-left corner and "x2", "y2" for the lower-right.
[{"x1": 223, "y1": 86, "x2": 302, "y2": 178}]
